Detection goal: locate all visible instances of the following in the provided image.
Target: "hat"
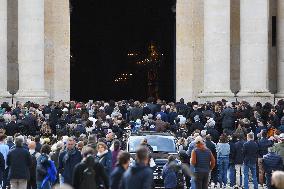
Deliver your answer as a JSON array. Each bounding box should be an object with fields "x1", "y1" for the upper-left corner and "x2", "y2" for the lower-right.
[
  {"x1": 201, "y1": 130, "x2": 207, "y2": 137},
  {"x1": 195, "y1": 136, "x2": 204, "y2": 144},
  {"x1": 156, "y1": 114, "x2": 161, "y2": 120},
  {"x1": 207, "y1": 118, "x2": 215, "y2": 128},
  {"x1": 62, "y1": 108, "x2": 68, "y2": 112},
  {"x1": 279, "y1": 133, "x2": 284, "y2": 140}
]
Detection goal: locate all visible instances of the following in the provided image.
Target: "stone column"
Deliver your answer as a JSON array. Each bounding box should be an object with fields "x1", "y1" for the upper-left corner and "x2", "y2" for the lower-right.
[
  {"x1": 276, "y1": 0, "x2": 284, "y2": 98},
  {"x1": 199, "y1": 0, "x2": 234, "y2": 102},
  {"x1": 0, "y1": 0, "x2": 11, "y2": 100},
  {"x1": 15, "y1": 0, "x2": 49, "y2": 103},
  {"x1": 238, "y1": 0, "x2": 272, "y2": 102}
]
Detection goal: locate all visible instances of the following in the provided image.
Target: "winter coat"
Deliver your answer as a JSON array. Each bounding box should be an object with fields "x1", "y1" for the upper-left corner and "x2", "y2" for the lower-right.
[
  {"x1": 221, "y1": 108, "x2": 235, "y2": 130},
  {"x1": 243, "y1": 140, "x2": 258, "y2": 164},
  {"x1": 7, "y1": 146, "x2": 31, "y2": 180},
  {"x1": 72, "y1": 158, "x2": 109, "y2": 189},
  {"x1": 262, "y1": 152, "x2": 283, "y2": 173},
  {"x1": 162, "y1": 162, "x2": 177, "y2": 188},
  {"x1": 96, "y1": 150, "x2": 112, "y2": 176},
  {"x1": 5, "y1": 121, "x2": 18, "y2": 136},
  {"x1": 258, "y1": 137, "x2": 273, "y2": 158},
  {"x1": 234, "y1": 140, "x2": 245, "y2": 164},
  {"x1": 110, "y1": 165, "x2": 125, "y2": 189},
  {"x1": 58, "y1": 148, "x2": 82, "y2": 185},
  {"x1": 120, "y1": 163, "x2": 153, "y2": 189}
]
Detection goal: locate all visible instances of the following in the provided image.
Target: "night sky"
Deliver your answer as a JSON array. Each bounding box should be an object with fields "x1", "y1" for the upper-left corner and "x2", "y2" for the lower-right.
[{"x1": 70, "y1": 0, "x2": 176, "y2": 102}]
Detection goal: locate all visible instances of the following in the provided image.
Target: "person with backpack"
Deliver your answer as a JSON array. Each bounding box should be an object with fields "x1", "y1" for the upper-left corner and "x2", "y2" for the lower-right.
[
  {"x1": 36, "y1": 144, "x2": 57, "y2": 189},
  {"x1": 72, "y1": 147, "x2": 109, "y2": 189}
]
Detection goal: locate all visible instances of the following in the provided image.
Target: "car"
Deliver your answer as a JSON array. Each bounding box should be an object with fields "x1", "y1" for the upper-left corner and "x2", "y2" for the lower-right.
[{"x1": 127, "y1": 131, "x2": 178, "y2": 187}]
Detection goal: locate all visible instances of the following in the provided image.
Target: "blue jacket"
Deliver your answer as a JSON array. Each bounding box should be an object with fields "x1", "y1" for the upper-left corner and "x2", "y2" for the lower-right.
[
  {"x1": 7, "y1": 146, "x2": 31, "y2": 180},
  {"x1": 243, "y1": 140, "x2": 258, "y2": 164},
  {"x1": 58, "y1": 148, "x2": 82, "y2": 185},
  {"x1": 258, "y1": 137, "x2": 273, "y2": 157},
  {"x1": 162, "y1": 162, "x2": 177, "y2": 188},
  {"x1": 121, "y1": 163, "x2": 153, "y2": 189},
  {"x1": 262, "y1": 152, "x2": 283, "y2": 173},
  {"x1": 110, "y1": 165, "x2": 125, "y2": 189}
]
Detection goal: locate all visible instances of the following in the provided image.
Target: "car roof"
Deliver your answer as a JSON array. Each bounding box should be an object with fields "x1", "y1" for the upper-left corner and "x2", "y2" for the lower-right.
[{"x1": 130, "y1": 131, "x2": 175, "y2": 137}]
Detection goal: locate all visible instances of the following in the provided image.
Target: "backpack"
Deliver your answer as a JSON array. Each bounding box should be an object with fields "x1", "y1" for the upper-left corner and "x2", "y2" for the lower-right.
[{"x1": 80, "y1": 155, "x2": 97, "y2": 189}]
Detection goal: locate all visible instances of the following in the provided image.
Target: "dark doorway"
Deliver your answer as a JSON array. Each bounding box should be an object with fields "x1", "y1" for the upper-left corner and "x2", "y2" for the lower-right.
[{"x1": 70, "y1": 0, "x2": 176, "y2": 102}]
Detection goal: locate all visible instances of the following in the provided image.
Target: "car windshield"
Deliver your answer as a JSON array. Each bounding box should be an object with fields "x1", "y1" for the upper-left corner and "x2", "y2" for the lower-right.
[{"x1": 128, "y1": 135, "x2": 176, "y2": 153}]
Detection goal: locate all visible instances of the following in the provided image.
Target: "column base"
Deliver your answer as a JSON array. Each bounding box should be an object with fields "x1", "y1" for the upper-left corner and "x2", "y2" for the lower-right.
[
  {"x1": 237, "y1": 91, "x2": 274, "y2": 104},
  {"x1": 198, "y1": 91, "x2": 235, "y2": 103},
  {"x1": 15, "y1": 90, "x2": 49, "y2": 105},
  {"x1": 0, "y1": 91, "x2": 12, "y2": 104},
  {"x1": 275, "y1": 92, "x2": 284, "y2": 103}
]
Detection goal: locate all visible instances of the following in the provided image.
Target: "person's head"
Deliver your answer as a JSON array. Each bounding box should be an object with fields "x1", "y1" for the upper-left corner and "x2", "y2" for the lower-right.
[
  {"x1": 219, "y1": 134, "x2": 228, "y2": 143},
  {"x1": 136, "y1": 146, "x2": 149, "y2": 165},
  {"x1": 66, "y1": 137, "x2": 76, "y2": 150},
  {"x1": 0, "y1": 135, "x2": 5, "y2": 142},
  {"x1": 141, "y1": 138, "x2": 148, "y2": 145},
  {"x1": 15, "y1": 136, "x2": 24, "y2": 147},
  {"x1": 28, "y1": 141, "x2": 36, "y2": 150},
  {"x1": 268, "y1": 146, "x2": 276, "y2": 153},
  {"x1": 117, "y1": 151, "x2": 131, "y2": 170},
  {"x1": 272, "y1": 171, "x2": 284, "y2": 189},
  {"x1": 195, "y1": 136, "x2": 204, "y2": 145},
  {"x1": 97, "y1": 142, "x2": 108, "y2": 153},
  {"x1": 88, "y1": 134, "x2": 97, "y2": 144},
  {"x1": 247, "y1": 133, "x2": 254, "y2": 141},
  {"x1": 82, "y1": 146, "x2": 95, "y2": 157},
  {"x1": 6, "y1": 136, "x2": 13, "y2": 143},
  {"x1": 77, "y1": 141, "x2": 84, "y2": 151},
  {"x1": 168, "y1": 155, "x2": 176, "y2": 163},
  {"x1": 35, "y1": 135, "x2": 41, "y2": 143},
  {"x1": 41, "y1": 144, "x2": 51, "y2": 154}
]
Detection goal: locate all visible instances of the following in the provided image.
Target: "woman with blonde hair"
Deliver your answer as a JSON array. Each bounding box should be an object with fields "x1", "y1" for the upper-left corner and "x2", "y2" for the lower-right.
[{"x1": 96, "y1": 142, "x2": 113, "y2": 176}]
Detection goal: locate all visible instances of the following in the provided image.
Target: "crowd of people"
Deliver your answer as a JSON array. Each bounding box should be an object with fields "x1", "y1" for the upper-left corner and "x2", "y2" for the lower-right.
[{"x1": 0, "y1": 97, "x2": 283, "y2": 189}]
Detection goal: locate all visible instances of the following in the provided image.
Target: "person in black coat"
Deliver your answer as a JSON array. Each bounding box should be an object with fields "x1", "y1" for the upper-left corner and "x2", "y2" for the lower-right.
[
  {"x1": 7, "y1": 136, "x2": 31, "y2": 189},
  {"x1": 23, "y1": 112, "x2": 38, "y2": 136},
  {"x1": 5, "y1": 115, "x2": 18, "y2": 136},
  {"x1": 233, "y1": 135, "x2": 245, "y2": 188},
  {"x1": 72, "y1": 147, "x2": 109, "y2": 189},
  {"x1": 110, "y1": 151, "x2": 131, "y2": 189},
  {"x1": 221, "y1": 103, "x2": 236, "y2": 133}
]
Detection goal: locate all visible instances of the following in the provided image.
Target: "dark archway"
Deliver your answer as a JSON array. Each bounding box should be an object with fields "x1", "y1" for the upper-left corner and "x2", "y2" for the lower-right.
[{"x1": 70, "y1": 0, "x2": 176, "y2": 102}]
